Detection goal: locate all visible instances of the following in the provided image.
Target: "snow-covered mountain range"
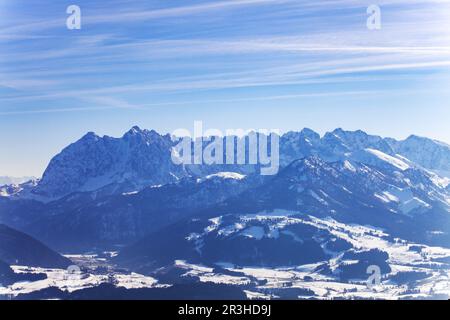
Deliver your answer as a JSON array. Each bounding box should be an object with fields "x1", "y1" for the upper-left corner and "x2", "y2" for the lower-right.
[
  {"x1": 2, "y1": 127, "x2": 449, "y2": 201},
  {"x1": 1, "y1": 126, "x2": 450, "y2": 299}
]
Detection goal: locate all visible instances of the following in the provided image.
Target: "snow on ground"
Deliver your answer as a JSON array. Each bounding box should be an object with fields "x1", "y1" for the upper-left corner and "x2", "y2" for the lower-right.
[
  {"x1": 0, "y1": 266, "x2": 108, "y2": 295},
  {"x1": 217, "y1": 222, "x2": 245, "y2": 237},
  {"x1": 429, "y1": 173, "x2": 450, "y2": 188},
  {"x1": 366, "y1": 148, "x2": 410, "y2": 171},
  {"x1": 244, "y1": 290, "x2": 275, "y2": 300},
  {"x1": 2, "y1": 212, "x2": 450, "y2": 300},
  {"x1": 122, "y1": 191, "x2": 139, "y2": 196},
  {"x1": 114, "y1": 273, "x2": 164, "y2": 289},
  {"x1": 195, "y1": 210, "x2": 450, "y2": 269},
  {"x1": 240, "y1": 226, "x2": 265, "y2": 240},
  {"x1": 375, "y1": 191, "x2": 399, "y2": 203},
  {"x1": 175, "y1": 260, "x2": 251, "y2": 285},
  {"x1": 400, "y1": 197, "x2": 430, "y2": 214},
  {"x1": 174, "y1": 257, "x2": 450, "y2": 299},
  {"x1": 0, "y1": 255, "x2": 166, "y2": 297},
  {"x1": 309, "y1": 190, "x2": 329, "y2": 206},
  {"x1": 343, "y1": 160, "x2": 356, "y2": 172},
  {"x1": 380, "y1": 186, "x2": 433, "y2": 214},
  {"x1": 180, "y1": 211, "x2": 450, "y2": 299},
  {"x1": 201, "y1": 172, "x2": 246, "y2": 182}
]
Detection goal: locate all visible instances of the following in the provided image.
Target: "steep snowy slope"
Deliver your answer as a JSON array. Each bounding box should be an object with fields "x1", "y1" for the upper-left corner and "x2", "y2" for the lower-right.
[{"x1": 33, "y1": 127, "x2": 188, "y2": 199}]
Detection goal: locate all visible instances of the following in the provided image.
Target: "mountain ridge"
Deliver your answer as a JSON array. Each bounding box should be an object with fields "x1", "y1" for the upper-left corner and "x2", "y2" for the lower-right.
[{"x1": 2, "y1": 127, "x2": 449, "y2": 202}]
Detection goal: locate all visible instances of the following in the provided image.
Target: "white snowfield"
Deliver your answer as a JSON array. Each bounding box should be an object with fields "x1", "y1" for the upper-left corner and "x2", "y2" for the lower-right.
[
  {"x1": 198, "y1": 172, "x2": 247, "y2": 183},
  {"x1": 0, "y1": 255, "x2": 167, "y2": 297},
  {"x1": 1, "y1": 212, "x2": 450, "y2": 299},
  {"x1": 174, "y1": 258, "x2": 450, "y2": 300},
  {"x1": 175, "y1": 260, "x2": 251, "y2": 286},
  {"x1": 180, "y1": 211, "x2": 450, "y2": 300},
  {"x1": 365, "y1": 148, "x2": 411, "y2": 171}
]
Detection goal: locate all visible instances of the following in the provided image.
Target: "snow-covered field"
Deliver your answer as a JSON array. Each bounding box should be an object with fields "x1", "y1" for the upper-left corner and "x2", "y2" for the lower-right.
[
  {"x1": 0, "y1": 254, "x2": 167, "y2": 298},
  {"x1": 173, "y1": 255, "x2": 450, "y2": 300},
  {"x1": 1, "y1": 214, "x2": 450, "y2": 300},
  {"x1": 176, "y1": 213, "x2": 450, "y2": 300}
]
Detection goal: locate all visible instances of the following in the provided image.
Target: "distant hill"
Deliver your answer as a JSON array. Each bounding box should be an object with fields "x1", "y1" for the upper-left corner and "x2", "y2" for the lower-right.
[{"x1": 0, "y1": 224, "x2": 71, "y2": 268}]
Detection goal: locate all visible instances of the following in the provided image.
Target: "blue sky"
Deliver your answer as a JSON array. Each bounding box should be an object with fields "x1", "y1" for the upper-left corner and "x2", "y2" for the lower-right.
[{"x1": 1, "y1": 0, "x2": 450, "y2": 177}]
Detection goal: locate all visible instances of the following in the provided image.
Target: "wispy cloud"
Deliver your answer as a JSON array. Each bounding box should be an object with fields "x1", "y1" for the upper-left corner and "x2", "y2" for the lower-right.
[
  {"x1": 1, "y1": 0, "x2": 450, "y2": 112},
  {"x1": 0, "y1": 0, "x2": 293, "y2": 36},
  {"x1": 0, "y1": 89, "x2": 411, "y2": 115}
]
